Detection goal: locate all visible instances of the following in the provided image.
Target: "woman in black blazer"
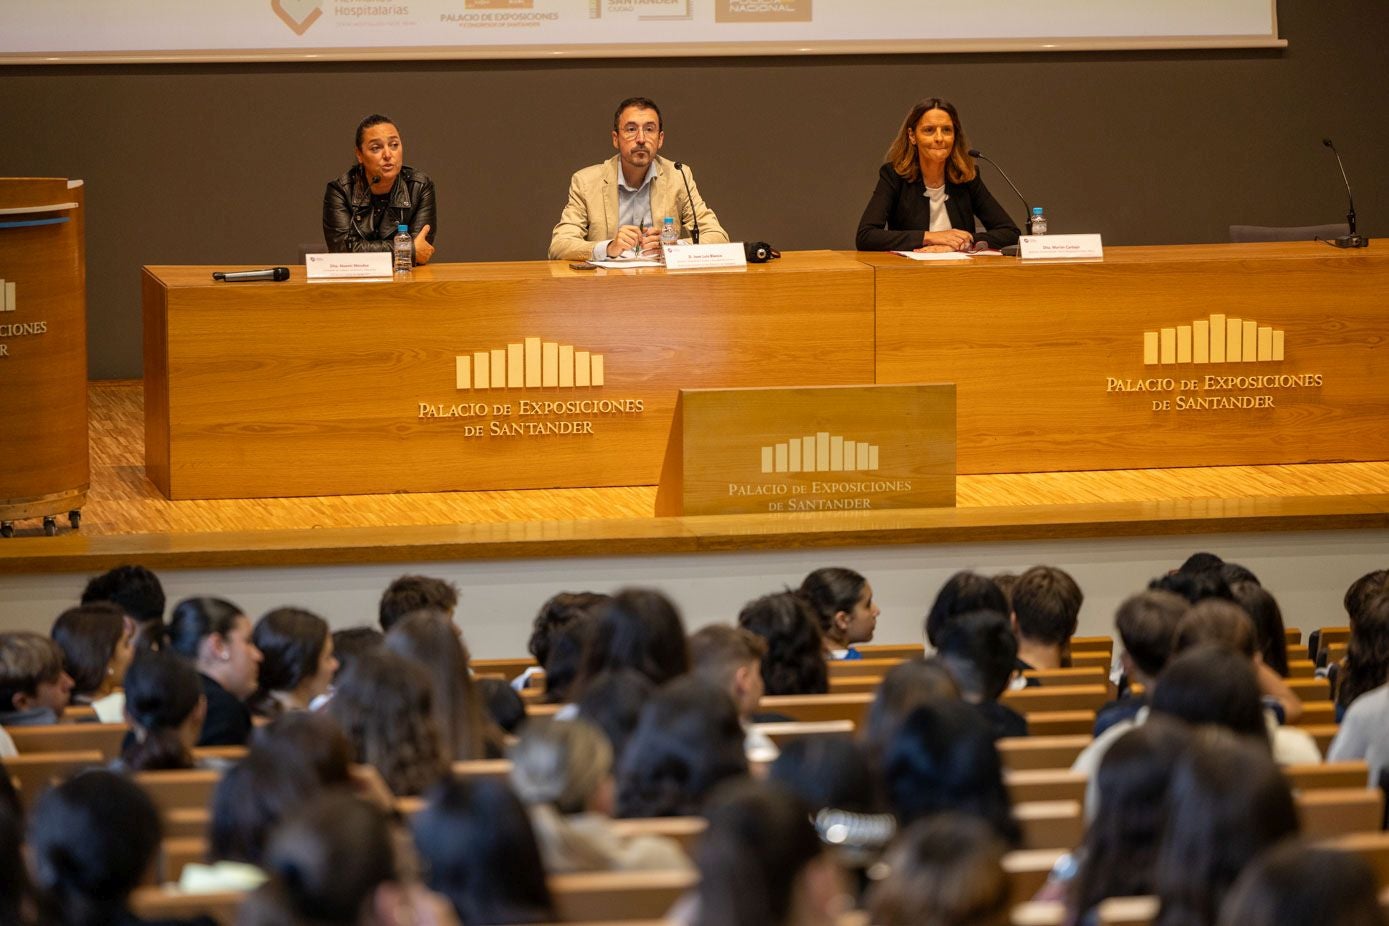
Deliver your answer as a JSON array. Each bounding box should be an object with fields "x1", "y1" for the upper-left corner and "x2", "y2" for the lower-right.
[{"x1": 856, "y1": 98, "x2": 1020, "y2": 252}]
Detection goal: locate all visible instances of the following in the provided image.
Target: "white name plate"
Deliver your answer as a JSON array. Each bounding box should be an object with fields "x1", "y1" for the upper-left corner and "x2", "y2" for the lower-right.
[
  {"x1": 305, "y1": 252, "x2": 393, "y2": 279},
  {"x1": 1019, "y1": 233, "x2": 1104, "y2": 260},
  {"x1": 662, "y1": 242, "x2": 747, "y2": 271}
]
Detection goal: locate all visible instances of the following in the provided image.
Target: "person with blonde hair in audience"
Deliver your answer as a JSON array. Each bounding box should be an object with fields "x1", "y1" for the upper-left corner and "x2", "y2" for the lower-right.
[
  {"x1": 328, "y1": 647, "x2": 448, "y2": 796},
  {"x1": 688, "y1": 623, "x2": 778, "y2": 761},
  {"x1": 118, "y1": 648, "x2": 207, "y2": 772},
  {"x1": 413, "y1": 777, "x2": 556, "y2": 925},
  {"x1": 798, "y1": 566, "x2": 879, "y2": 660},
  {"x1": 51, "y1": 601, "x2": 134, "y2": 723},
  {"x1": 1153, "y1": 729, "x2": 1299, "y2": 926},
  {"x1": 242, "y1": 792, "x2": 458, "y2": 926},
  {"x1": 386, "y1": 610, "x2": 501, "y2": 760},
  {"x1": 615, "y1": 677, "x2": 748, "y2": 818},
  {"x1": 509, "y1": 717, "x2": 690, "y2": 873},
  {"x1": 167, "y1": 596, "x2": 262, "y2": 746},
  {"x1": 1217, "y1": 841, "x2": 1388, "y2": 926},
  {"x1": 866, "y1": 814, "x2": 1010, "y2": 926},
  {"x1": 691, "y1": 780, "x2": 844, "y2": 926},
  {"x1": 249, "y1": 607, "x2": 337, "y2": 719},
  {"x1": 0, "y1": 631, "x2": 73, "y2": 728}
]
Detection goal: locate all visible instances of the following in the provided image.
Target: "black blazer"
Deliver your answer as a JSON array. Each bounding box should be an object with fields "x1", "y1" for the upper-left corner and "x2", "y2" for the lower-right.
[
  {"x1": 197, "y1": 673, "x2": 252, "y2": 747},
  {"x1": 322, "y1": 164, "x2": 437, "y2": 255},
  {"x1": 856, "y1": 162, "x2": 1020, "y2": 251}
]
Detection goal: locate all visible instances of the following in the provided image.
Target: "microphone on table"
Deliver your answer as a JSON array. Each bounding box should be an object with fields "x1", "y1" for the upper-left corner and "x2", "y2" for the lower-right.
[
  {"x1": 1322, "y1": 138, "x2": 1368, "y2": 248},
  {"x1": 968, "y1": 148, "x2": 1034, "y2": 253},
  {"x1": 672, "y1": 161, "x2": 701, "y2": 244},
  {"x1": 212, "y1": 267, "x2": 291, "y2": 282}
]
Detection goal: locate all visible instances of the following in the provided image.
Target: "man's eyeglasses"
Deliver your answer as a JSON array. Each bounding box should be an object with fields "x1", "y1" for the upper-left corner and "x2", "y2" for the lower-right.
[{"x1": 618, "y1": 123, "x2": 660, "y2": 140}]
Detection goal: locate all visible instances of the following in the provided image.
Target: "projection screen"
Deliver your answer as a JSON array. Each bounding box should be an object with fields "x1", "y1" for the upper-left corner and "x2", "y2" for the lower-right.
[{"x1": 0, "y1": 1, "x2": 1284, "y2": 65}]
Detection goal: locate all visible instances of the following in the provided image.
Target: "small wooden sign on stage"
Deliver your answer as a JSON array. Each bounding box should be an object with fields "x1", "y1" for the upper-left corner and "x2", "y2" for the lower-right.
[{"x1": 655, "y1": 384, "x2": 956, "y2": 516}]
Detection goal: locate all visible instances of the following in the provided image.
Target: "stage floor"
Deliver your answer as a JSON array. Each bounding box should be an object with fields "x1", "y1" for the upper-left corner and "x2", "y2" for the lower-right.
[{"x1": 3, "y1": 381, "x2": 1388, "y2": 572}]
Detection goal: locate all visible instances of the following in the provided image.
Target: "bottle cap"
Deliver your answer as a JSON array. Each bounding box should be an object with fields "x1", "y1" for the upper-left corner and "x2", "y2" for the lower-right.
[
  {"x1": 397, "y1": 224, "x2": 409, "y2": 232},
  {"x1": 1031, "y1": 207, "x2": 1044, "y2": 215}
]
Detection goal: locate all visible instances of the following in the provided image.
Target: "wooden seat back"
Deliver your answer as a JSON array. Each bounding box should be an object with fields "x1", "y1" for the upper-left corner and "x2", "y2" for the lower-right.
[
  {"x1": 758, "y1": 693, "x2": 873, "y2": 726},
  {"x1": 7, "y1": 722, "x2": 128, "y2": 759},
  {"x1": 472, "y1": 657, "x2": 538, "y2": 681},
  {"x1": 6, "y1": 750, "x2": 104, "y2": 809},
  {"x1": 827, "y1": 658, "x2": 905, "y2": 679},
  {"x1": 1006, "y1": 769, "x2": 1087, "y2": 805},
  {"x1": 1289, "y1": 676, "x2": 1332, "y2": 701},
  {"x1": 1002, "y1": 685, "x2": 1108, "y2": 714},
  {"x1": 1026, "y1": 711, "x2": 1097, "y2": 737},
  {"x1": 997, "y1": 735, "x2": 1092, "y2": 771},
  {"x1": 134, "y1": 768, "x2": 222, "y2": 815},
  {"x1": 130, "y1": 887, "x2": 242, "y2": 925},
  {"x1": 548, "y1": 869, "x2": 697, "y2": 922},
  {"x1": 1070, "y1": 652, "x2": 1112, "y2": 670},
  {"x1": 1317, "y1": 831, "x2": 1389, "y2": 887},
  {"x1": 1284, "y1": 760, "x2": 1369, "y2": 791},
  {"x1": 608, "y1": 816, "x2": 706, "y2": 855},
  {"x1": 1096, "y1": 895, "x2": 1160, "y2": 926},
  {"x1": 1071, "y1": 636, "x2": 1114, "y2": 656},
  {"x1": 1024, "y1": 666, "x2": 1109, "y2": 687},
  {"x1": 1004, "y1": 848, "x2": 1067, "y2": 906},
  {"x1": 160, "y1": 835, "x2": 209, "y2": 883},
  {"x1": 749, "y1": 719, "x2": 855, "y2": 746},
  {"x1": 853, "y1": 643, "x2": 924, "y2": 660},
  {"x1": 1297, "y1": 788, "x2": 1385, "y2": 839},
  {"x1": 1015, "y1": 799, "x2": 1084, "y2": 851}
]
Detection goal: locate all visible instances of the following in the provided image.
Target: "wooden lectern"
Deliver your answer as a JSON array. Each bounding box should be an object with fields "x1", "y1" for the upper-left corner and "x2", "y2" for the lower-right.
[{"x1": 0, "y1": 178, "x2": 88, "y2": 536}]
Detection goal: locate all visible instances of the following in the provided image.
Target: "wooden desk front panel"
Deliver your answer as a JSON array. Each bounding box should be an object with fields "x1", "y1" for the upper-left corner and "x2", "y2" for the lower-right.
[
  {"x1": 869, "y1": 244, "x2": 1389, "y2": 474},
  {"x1": 144, "y1": 252, "x2": 873, "y2": 499}
]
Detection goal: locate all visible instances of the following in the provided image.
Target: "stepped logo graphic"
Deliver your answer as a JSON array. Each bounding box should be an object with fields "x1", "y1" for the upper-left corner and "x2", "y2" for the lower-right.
[
  {"x1": 0, "y1": 279, "x2": 14, "y2": 312},
  {"x1": 1144, "y1": 313, "x2": 1286, "y2": 365},
  {"x1": 456, "y1": 337, "x2": 605, "y2": 390},
  {"x1": 271, "y1": 0, "x2": 323, "y2": 35},
  {"x1": 760, "y1": 432, "x2": 880, "y2": 474}
]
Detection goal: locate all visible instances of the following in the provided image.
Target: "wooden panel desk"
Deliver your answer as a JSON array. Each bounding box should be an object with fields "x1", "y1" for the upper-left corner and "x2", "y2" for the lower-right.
[
  {"x1": 143, "y1": 252, "x2": 874, "y2": 499},
  {"x1": 867, "y1": 243, "x2": 1389, "y2": 473}
]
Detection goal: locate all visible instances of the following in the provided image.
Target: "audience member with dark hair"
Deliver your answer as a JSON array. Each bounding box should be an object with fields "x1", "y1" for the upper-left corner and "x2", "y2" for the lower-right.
[
  {"x1": 1095, "y1": 590, "x2": 1188, "y2": 736},
  {"x1": 1334, "y1": 593, "x2": 1389, "y2": 720},
  {"x1": 689, "y1": 624, "x2": 774, "y2": 760},
  {"x1": 538, "y1": 610, "x2": 596, "y2": 704},
  {"x1": 925, "y1": 571, "x2": 1009, "y2": 647},
  {"x1": 881, "y1": 700, "x2": 1020, "y2": 846},
  {"x1": 1345, "y1": 570, "x2": 1389, "y2": 624},
  {"x1": 1218, "y1": 561, "x2": 1260, "y2": 587},
  {"x1": 0, "y1": 764, "x2": 33, "y2": 926},
  {"x1": 935, "y1": 610, "x2": 1027, "y2": 739},
  {"x1": 378, "y1": 574, "x2": 459, "y2": 632},
  {"x1": 202, "y1": 751, "x2": 318, "y2": 888},
  {"x1": 1177, "y1": 552, "x2": 1226, "y2": 574},
  {"x1": 328, "y1": 647, "x2": 448, "y2": 796},
  {"x1": 866, "y1": 814, "x2": 1011, "y2": 926},
  {"x1": 738, "y1": 591, "x2": 828, "y2": 697},
  {"x1": 51, "y1": 601, "x2": 134, "y2": 722},
  {"x1": 1229, "y1": 581, "x2": 1289, "y2": 677},
  {"x1": 509, "y1": 718, "x2": 689, "y2": 873},
  {"x1": 523, "y1": 592, "x2": 610, "y2": 693},
  {"x1": 1328, "y1": 594, "x2": 1389, "y2": 782},
  {"x1": 414, "y1": 777, "x2": 556, "y2": 925},
  {"x1": 1149, "y1": 569, "x2": 1234, "y2": 605},
  {"x1": 862, "y1": 657, "x2": 960, "y2": 763},
  {"x1": 798, "y1": 566, "x2": 879, "y2": 659},
  {"x1": 577, "y1": 588, "x2": 689, "y2": 691},
  {"x1": 28, "y1": 770, "x2": 212, "y2": 926},
  {"x1": 1010, "y1": 565, "x2": 1083, "y2": 671},
  {"x1": 1217, "y1": 841, "x2": 1387, "y2": 926},
  {"x1": 1174, "y1": 599, "x2": 1303, "y2": 724},
  {"x1": 330, "y1": 626, "x2": 383, "y2": 682},
  {"x1": 693, "y1": 780, "x2": 841, "y2": 926},
  {"x1": 250, "y1": 711, "x2": 357, "y2": 790},
  {"x1": 615, "y1": 677, "x2": 748, "y2": 818},
  {"x1": 80, "y1": 564, "x2": 167, "y2": 650},
  {"x1": 0, "y1": 631, "x2": 73, "y2": 727},
  {"x1": 575, "y1": 669, "x2": 654, "y2": 765},
  {"x1": 249, "y1": 607, "x2": 337, "y2": 719},
  {"x1": 386, "y1": 612, "x2": 499, "y2": 760},
  {"x1": 167, "y1": 596, "x2": 262, "y2": 746},
  {"x1": 1064, "y1": 719, "x2": 1192, "y2": 921},
  {"x1": 992, "y1": 572, "x2": 1019, "y2": 607},
  {"x1": 244, "y1": 791, "x2": 452, "y2": 926},
  {"x1": 1153, "y1": 730, "x2": 1299, "y2": 926},
  {"x1": 119, "y1": 648, "x2": 206, "y2": 772},
  {"x1": 476, "y1": 677, "x2": 527, "y2": 735}
]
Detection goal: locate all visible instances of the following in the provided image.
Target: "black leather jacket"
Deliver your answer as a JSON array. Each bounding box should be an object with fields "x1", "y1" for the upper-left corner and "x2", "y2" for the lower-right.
[{"x1": 322, "y1": 164, "x2": 436, "y2": 255}]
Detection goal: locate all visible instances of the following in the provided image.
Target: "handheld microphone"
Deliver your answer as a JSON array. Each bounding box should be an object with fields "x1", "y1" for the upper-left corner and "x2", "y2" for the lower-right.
[
  {"x1": 967, "y1": 149, "x2": 1034, "y2": 243},
  {"x1": 1322, "y1": 138, "x2": 1368, "y2": 249},
  {"x1": 212, "y1": 267, "x2": 291, "y2": 282},
  {"x1": 672, "y1": 161, "x2": 701, "y2": 245}
]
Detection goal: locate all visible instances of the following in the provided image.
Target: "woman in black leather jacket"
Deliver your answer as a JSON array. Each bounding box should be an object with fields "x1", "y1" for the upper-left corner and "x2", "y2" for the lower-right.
[{"x1": 322, "y1": 113, "x2": 437, "y2": 263}]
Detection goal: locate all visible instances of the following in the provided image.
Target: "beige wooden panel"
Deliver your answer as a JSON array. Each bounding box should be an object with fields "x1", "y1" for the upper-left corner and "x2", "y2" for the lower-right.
[
  {"x1": 142, "y1": 253, "x2": 874, "y2": 499},
  {"x1": 868, "y1": 244, "x2": 1389, "y2": 473}
]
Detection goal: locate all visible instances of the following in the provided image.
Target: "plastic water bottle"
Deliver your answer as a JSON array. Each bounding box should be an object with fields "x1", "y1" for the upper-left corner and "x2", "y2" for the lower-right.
[
  {"x1": 393, "y1": 224, "x2": 413, "y2": 275},
  {"x1": 1030, "y1": 206, "x2": 1048, "y2": 236},
  {"x1": 661, "y1": 216, "x2": 679, "y2": 251}
]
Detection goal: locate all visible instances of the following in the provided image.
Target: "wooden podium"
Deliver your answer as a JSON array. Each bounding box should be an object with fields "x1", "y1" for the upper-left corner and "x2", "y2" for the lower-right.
[{"x1": 0, "y1": 178, "x2": 88, "y2": 536}]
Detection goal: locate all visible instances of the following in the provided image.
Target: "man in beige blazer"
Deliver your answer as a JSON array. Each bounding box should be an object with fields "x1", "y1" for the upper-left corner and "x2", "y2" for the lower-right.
[{"x1": 548, "y1": 97, "x2": 729, "y2": 262}]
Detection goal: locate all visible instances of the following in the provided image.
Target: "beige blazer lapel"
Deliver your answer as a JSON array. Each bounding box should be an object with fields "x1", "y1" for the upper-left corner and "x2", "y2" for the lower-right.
[{"x1": 600, "y1": 155, "x2": 621, "y2": 239}]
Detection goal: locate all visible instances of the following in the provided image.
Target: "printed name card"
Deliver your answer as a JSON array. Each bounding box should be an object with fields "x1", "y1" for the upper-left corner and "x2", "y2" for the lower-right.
[
  {"x1": 305, "y1": 252, "x2": 393, "y2": 280},
  {"x1": 1019, "y1": 233, "x2": 1104, "y2": 260},
  {"x1": 662, "y1": 242, "x2": 748, "y2": 271}
]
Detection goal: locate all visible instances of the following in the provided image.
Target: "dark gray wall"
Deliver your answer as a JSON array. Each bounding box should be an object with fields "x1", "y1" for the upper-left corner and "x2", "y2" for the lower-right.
[{"x1": 2, "y1": 2, "x2": 1384, "y2": 379}]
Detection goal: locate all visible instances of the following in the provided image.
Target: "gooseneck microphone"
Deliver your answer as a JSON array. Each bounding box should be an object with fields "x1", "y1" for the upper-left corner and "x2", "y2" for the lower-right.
[
  {"x1": 212, "y1": 267, "x2": 291, "y2": 282},
  {"x1": 1322, "y1": 138, "x2": 1368, "y2": 249},
  {"x1": 672, "y1": 161, "x2": 701, "y2": 244},
  {"x1": 967, "y1": 148, "x2": 1035, "y2": 237}
]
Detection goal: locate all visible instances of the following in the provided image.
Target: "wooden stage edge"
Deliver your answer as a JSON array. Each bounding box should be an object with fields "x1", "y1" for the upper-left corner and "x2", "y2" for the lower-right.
[{"x1": 0, "y1": 382, "x2": 1386, "y2": 575}]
